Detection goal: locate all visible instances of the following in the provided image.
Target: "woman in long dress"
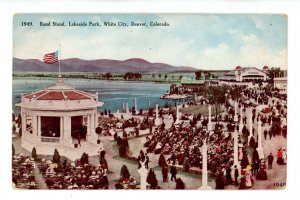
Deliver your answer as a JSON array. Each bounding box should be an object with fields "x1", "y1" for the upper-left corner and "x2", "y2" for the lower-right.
[
  {"x1": 244, "y1": 166, "x2": 253, "y2": 188},
  {"x1": 277, "y1": 148, "x2": 283, "y2": 165},
  {"x1": 239, "y1": 170, "x2": 247, "y2": 189},
  {"x1": 282, "y1": 148, "x2": 287, "y2": 164},
  {"x1": 256, "y1": 159, "x2": 268, "y2": 180}
]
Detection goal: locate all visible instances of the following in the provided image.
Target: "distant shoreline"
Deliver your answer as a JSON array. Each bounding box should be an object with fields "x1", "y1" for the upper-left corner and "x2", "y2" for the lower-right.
[{"x1": 12, "y1": 72, "x2": 185, "y2": 84}]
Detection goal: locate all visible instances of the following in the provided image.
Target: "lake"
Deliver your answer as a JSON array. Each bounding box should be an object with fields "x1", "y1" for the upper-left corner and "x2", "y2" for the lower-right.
[{"x1": 12, "y1": 77, "x2": 177, "y2": 114}]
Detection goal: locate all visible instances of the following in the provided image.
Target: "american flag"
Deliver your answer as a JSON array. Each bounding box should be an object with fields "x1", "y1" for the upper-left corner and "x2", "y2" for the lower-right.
[{"x1": 43, "y1": 51, "x2": 58, "y2": 64}]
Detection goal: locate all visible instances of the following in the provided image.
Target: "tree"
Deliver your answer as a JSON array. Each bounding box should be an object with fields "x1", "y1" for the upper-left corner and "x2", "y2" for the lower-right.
[
  {"x1": 96, "y1": 127, "x2": 102, "y2": 136},
  {"x1": 164, "y1": 74, "x2": 168, "y2": 79},
  {"x1": 249, "y1": 136, "x2": 256, "y2": 148},
  {"x1": 267, "y1": 67, "x2": 281, "y2": 83},
  {"x1": 52, "y1": 149, "x2": 61, "y2": 164},
  {"x1": 175, "y1": 178, "x2": 185, "y2": 189},
  {"x1": 158, "y1": 153, "x2": 167, "y2": 168},
  {"x1": 252, "y1": 149, "x2": 259, "y2": 164},
  {"x1": 240, "y1": 150, "x2": 249, "y2": 169},
  {"x1": 119, "y1": 138, "x2": 129, "y2": 157},
  {"x1": 229, "y1": 86, "x2": 243, "y2": 101},
  {"x1": 80, "y1": 152, "x2": 89, "y2": 164},
  {"x1": 104, "y1": 73, "x2": 112, "y2": 80},
  {"x1": 32, "y1": 147, "x2": 37, "y2": 160},
  {"x1": 120, "y1": 164, "x2": 130, "y2": 180},
  {"x1": 195, "y1": 71, "x2": 203, "y2": 80},
  {"x1": 147, "y1": 169, "x2": 158, "y2": 189},
  {"x1": 204, "y1": 85, "x2": 228, "y2": 120},
  {"x1": 139, "y1": 108, "x2": 143, "y2": 115}
]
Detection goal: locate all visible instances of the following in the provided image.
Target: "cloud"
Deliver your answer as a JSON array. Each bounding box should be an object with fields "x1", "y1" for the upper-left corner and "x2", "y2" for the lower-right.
[{"x1": 13, "y1": 14, "x2": 287, "y2": 70}]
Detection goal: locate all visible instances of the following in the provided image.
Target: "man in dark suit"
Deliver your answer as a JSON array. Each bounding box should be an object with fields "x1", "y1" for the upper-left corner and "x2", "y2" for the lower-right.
[
  {"x1": 264, "y1": 129, "x2": 268, "y2": 140},
  {"x1": 170, "y1": 164, "x2": 177, "y2": 181},
  {"x1": 267, "y1": 153, "x2": 274, "y2": 170},
  {"x1": 234, "y1": 165, "x2": 239, "y2": 186}
]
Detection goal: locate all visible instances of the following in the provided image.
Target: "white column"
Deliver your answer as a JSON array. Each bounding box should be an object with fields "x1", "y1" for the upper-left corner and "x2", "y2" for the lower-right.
[
  {"x1": 138, "y1": 165, "x2": 148, "y2": 190},
  {"x1": 126, "y1": 102, "x2": 129, "y2": 114},
  {"x1": 64, "y1": 116, "x2": 72, "y2": 145},
  {"x1": 175, "y1": 106, "x2": 181, "y2": 124},
  {"x1": 199, "y1": 140, "x2": 211, "y2": 189},
  {"x1": 231, "y1": 130, "x2": 241, "y2": 179},
  {"x1": 248, "y1": 111, "x2": 253, "y2": 144},
  {"x1": 21, "y1": 112, "x2": 26, "y2": 135},
  {"x1": 60, "y1": 116, "x2": 63, "y2": 140},
  {"x1": 207, "y1": 105, "x2": 212, "y2": 130},
  {"x1": 122, "y1": 102, "x2": 125, "y2": 112},
  {"x1": 87, "y1": 114, "x2": 91, "y2": 136},
  {"x1": 234, "y1": 101, "x2": 238, "y2": 122},
  {"x1": 91, "y1": 113, "x2": 95, "y2": 134},
  {"x1": 95, "y1": 109, "x2": 99, "y2": 127},
  {"x1": 148, "y1": 100, "x2": 151, "y2": 108},
  {"x1": 239, "y1": 106, "x2": 243, "y2": 133},
  {"x1": 134, "y1": 98, "x2": 138, "y2": 112},
  {"x1": 32, "y1": 114, "x2": 37, "y2": 136},
  {"x1": 154, "y1": 104, "x2": 160, "y2": 126},
  {"x1": 256, "y1": 119, "x2": 264, "y2": 159},
  {"x1": 37, "y1": 116, "x2": 41, "y2": 137}
]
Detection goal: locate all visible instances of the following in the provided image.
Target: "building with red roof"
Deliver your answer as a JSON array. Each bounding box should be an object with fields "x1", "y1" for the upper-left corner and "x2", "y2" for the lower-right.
[{"x1": 16, "y1": 78, "x2": 104, "y2": 160}]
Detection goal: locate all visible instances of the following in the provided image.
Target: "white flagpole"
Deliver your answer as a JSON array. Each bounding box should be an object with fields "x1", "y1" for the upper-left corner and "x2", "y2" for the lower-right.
[{"x1": 58, "y1": 44, "x2": 61, "y2": 78}]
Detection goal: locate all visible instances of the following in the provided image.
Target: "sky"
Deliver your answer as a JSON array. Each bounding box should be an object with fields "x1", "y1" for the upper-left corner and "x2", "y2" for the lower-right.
[{"x1": 13, "y1": 14, "x2": 287, "y2": 70}]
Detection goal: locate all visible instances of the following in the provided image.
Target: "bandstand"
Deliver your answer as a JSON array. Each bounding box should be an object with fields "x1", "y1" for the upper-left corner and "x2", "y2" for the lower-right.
[{"x1": 16, "y1": 78, "x2": 104, "y2": 160}]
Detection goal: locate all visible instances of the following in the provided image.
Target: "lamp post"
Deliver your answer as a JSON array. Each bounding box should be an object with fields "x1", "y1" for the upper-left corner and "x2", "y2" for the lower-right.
[
  {"x1": 207, "y1": 104, "x2": 212, "y2": 131},
  {"x1": 256, "y1": 118, "x2": 264, "y2": 159},
  {"x1": 199, "y1": 139, "x2": 212, "y2": 190}
]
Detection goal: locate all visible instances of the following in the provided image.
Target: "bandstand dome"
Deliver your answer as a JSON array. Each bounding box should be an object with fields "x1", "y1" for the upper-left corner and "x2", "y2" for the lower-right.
[
  {"x1": 235, "y1": 66, "x2": 242, "y2": 70},
  {"x1": 16, "y1": 79, "x2": 104, "y2": 160}
]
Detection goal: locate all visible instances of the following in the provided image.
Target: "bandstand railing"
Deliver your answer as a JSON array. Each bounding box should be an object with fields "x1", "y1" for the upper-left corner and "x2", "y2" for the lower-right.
[{"x1": 41, "y1": 137, "x2": 60, "y2": 143}]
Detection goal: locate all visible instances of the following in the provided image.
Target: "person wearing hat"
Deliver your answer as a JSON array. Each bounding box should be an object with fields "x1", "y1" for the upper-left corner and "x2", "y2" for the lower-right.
[
  {"x1": 282, "y1": 147, "x2": 287, "y2": 164},
  {"x1": 267, "y1": 153, "x2": 274, "y2": 170},
  {"x1": 277, "y1": 148, "x2": 283, "y2": 165}
]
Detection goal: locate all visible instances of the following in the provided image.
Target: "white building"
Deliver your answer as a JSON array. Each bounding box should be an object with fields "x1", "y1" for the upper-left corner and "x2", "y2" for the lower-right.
[
  {"x1": 16, "y1": 78, "x2": 103, "y2": 160},
  {"x1": 219, "y1": 66, "x2": 269, "y2": 82},
  {"x1": 274, "y1": 71, "x2": 287, "y2": 94}
]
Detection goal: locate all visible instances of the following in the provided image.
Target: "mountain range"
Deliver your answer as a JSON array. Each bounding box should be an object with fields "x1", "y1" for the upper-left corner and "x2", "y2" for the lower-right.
[{"x1": 13, "y1": 58, "x2": 197, "y2": 73}]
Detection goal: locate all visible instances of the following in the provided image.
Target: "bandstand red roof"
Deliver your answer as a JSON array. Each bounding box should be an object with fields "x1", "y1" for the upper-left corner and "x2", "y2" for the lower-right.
[{"x1": 24, "y1": 88, "x2": 94, "y2": 101}]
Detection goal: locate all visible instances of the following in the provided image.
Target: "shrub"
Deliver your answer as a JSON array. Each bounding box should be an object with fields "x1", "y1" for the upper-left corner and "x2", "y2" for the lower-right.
[
  {"x1": 80, "y1": 152, "x2": 89, "y2": 164},
  {"x1": 120, "y1": 164, "x2": 130, "y2": 180},
  {"x1": 249, "y1": 136, "x2": 256, "y2": 148},
  {"x1": 32, "y1": 147, "x2": 37, "y2": 160},
  {"x1": 53, "y1": 149, "x2": 61, "y2": 164},
  {"x1": 147, "y1": 169, "x2": 158, "y2": 189}
]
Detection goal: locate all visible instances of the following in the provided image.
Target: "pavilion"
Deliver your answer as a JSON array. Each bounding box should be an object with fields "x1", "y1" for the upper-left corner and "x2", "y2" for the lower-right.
[
  {"x1": 219, "y1": 66, "x2": 269, "y2": 82},
  {"x1": 16, "y1": 78, "x2": 104, "y2": 160}
]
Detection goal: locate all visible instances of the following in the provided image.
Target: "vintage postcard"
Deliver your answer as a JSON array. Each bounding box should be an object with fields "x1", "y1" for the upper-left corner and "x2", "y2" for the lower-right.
[{"x1": 12, "y1": 13, "x2": 287, "y2": 190}]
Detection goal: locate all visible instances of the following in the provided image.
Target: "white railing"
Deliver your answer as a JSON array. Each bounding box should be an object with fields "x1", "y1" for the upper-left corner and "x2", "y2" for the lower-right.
[{"x1": 41, "y1": 137, "x2": 60, "y2": 143}]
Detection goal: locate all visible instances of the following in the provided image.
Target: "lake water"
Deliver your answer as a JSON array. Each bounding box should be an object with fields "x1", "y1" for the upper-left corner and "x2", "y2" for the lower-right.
[{"x1": 12, "y1": 77, "x2": 177, "y2": 114}]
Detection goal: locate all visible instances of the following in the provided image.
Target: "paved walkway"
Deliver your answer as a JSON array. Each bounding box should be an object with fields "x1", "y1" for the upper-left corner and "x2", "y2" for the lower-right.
[{"x1": 227, "y1": 97, "x2": 287, "y2": 190}]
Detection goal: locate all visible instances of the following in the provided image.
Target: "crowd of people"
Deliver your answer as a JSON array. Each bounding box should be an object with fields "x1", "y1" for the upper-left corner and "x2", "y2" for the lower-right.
[
  {"x1": 38, "y1": 158, "x2": 109, "y2": 189},
  {"x1": 12, "y1": 154, "x2": 39, "y2": 189}
]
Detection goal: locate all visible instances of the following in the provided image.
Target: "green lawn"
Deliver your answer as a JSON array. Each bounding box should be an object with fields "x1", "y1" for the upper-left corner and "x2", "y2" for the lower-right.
[{"x1": 179, "y1": 104, "x2": 224, "y2": 115}]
